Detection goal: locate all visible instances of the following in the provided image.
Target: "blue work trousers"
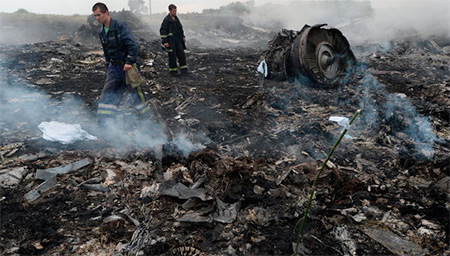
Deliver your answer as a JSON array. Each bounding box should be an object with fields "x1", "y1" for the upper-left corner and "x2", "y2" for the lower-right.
[{"x1": 97, "y1": 64, "x2": 149, "y2": 121}]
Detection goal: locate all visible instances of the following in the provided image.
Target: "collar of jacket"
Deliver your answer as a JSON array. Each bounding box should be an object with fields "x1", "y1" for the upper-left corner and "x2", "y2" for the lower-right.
[
  {"x1": 167, "y1": 14, "x2": 179, "y2": 23},
  {"x1": 102, "y1": 18, "x2": 118, "y2": 35}
]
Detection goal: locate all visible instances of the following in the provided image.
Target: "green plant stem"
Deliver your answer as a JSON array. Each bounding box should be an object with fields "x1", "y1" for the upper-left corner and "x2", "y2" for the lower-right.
[{"x1": 294, "y1": 109, "x2": 361, "y2": 254}]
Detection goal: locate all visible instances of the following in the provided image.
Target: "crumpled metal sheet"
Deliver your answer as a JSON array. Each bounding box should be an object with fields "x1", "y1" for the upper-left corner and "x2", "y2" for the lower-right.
[
  {"x1": 157, "y1": 180, "x2": 212, "y2": 201},
  {"x1": 212, "y1": 197, "x2": 240, "y2": 224}
]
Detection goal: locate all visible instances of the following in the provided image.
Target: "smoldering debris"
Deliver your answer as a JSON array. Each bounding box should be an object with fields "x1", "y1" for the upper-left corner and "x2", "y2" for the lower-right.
[{"x1": 1, "y1": 8, "x2": 450, "y2": 256}]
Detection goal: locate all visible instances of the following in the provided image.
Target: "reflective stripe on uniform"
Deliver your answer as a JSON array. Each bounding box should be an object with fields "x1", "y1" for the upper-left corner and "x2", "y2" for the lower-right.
[
  {"x1": 136, "y1": 86, "x2": 146, "y2": 103},
  {"x1": 97, "y1": 110, "x2": 115, "y2": 115},
  {"x1": 179, "y1": 65, "x2": 188, "y2": 69},
  {"x1": 98, "y1": 103, "x2": 118, "y2": 116},
  {"x1": 160, "y1": 33, "x2": 173, "y2": 38},
  {"x1": 135, "y1": 102, "x2": 148, "y2": 111},
  {"x1": 98, "y1": 103, "x2": 119, "y2": 110},
  {"x1": 169, "y1": 67, "x2": 178, "y2": 71},
  {"x1": 136, "y1": 105, "x2": 150, "y2": 114}
]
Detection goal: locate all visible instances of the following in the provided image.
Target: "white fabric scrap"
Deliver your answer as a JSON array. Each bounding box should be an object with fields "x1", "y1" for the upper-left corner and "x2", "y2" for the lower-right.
[
  {"x1": 257, "y1": 60, "x2": 268, "y2": 77},
  {"x1": 329, "y1": 116, "x2": 353, "y2": 139},
  {"x1": 329, "y1": 116, "x2": 349, "y2": 128},
  {"x1": 38, "y1": 121, "x2": 97, "y2": 144}
]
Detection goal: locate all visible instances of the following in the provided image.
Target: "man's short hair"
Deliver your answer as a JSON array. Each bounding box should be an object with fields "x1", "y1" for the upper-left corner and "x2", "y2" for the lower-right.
[
  {"x1": 92, "y1": 2, "x2": 108, "y2": 13},
  {"x1": 168, "y1": 4, "x2": 177, "y2": 11}
]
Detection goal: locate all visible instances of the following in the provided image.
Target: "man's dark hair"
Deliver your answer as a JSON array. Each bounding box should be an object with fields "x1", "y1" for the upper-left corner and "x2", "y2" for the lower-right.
[
  {"x1": 168, "y1": 4, "x2": 177, "y2": 11},
  {"x1": 92, "y1": 2, "x2": 108, "y2": 13}
]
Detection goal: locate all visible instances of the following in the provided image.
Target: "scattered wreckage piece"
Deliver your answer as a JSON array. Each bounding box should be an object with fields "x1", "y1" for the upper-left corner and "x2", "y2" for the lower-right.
[
  {"x1": 35, "y1": 157, "x2": 93, "y2": 180},
  {"x1": 24, "y1": 175, "x2": 57, "y2": 202},
  {"x1": 363, "y1": 227, "x2": 426, "y2": 256},
  {"x1": 24, "y1": 158, "x2": 94, "y2": 202},
  {"x1": 264, "y1": 24, "x2": 356, "y2": 86},
  {"x1": 0, "y1": 166, "x2": 28, "y2": 187},
  {"x1": 0, "y1": 142, "x2": 24, "y2": 159},
  {"x1": 157, "y1": 180, "x2": 212, "y2": 201}
]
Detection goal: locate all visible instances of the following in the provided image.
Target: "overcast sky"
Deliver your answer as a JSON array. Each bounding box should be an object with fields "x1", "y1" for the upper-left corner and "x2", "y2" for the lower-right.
[
  {"x1": 0, "y1": 0, "x2": 433, "y2": 15},
  {"x1": 1, "y1": 0, "x2": 237, "y2": 15}
]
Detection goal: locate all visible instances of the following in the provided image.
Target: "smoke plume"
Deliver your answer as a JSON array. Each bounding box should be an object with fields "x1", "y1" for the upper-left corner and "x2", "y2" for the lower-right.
[
  {"x1": 244, "y1": 0, "x2": 450, "y2": 45},
  {"x1": 0, "y1": 73, "x2": 204, "y2": 155},
  {"x1": 349, "y1": 65, "x2": 440, "y2": 159}
]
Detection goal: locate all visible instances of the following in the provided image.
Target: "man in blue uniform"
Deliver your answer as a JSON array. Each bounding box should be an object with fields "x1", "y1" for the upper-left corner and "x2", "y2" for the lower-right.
[
  {"x1": 160, "y1": 4, "x2": 188, "y2": 76},
  {"x1": 92, "y1": 2, "x2": 149, "y2": 124}
]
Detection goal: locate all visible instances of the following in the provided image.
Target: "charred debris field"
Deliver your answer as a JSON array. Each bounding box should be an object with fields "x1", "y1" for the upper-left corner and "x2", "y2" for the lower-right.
[{"x1": 0, "y1": 11, "x2": 449, "y2": 256}]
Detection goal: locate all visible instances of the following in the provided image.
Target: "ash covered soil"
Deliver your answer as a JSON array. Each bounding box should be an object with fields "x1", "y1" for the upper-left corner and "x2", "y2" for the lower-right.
[{"x1": 0, "y1": 15, "x2": 449, "y2": 256}]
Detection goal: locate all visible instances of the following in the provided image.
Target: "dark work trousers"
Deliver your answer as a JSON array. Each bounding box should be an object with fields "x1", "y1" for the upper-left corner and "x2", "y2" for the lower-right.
[
  {"x1": 168, "y1": 38, "x2": 187, "y2": 73},
  {"x1": 97, "y1": 64, "x2": 149, "y2": 122}
]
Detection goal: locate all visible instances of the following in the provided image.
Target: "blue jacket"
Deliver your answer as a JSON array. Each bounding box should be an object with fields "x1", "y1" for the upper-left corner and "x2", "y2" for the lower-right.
[{"x1": 99, "y1": 18, "x2": 138, "y2": 65}]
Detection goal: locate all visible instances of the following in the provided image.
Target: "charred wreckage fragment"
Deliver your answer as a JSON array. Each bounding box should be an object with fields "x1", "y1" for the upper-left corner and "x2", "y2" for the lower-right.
[{"x1": 264, "y1": 24, "x2": 356, "y2": 86}]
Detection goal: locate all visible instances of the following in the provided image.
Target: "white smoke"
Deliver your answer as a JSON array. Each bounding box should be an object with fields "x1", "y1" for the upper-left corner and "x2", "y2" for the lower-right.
[
  {"x1": 242, "y1": 0, "x2": 450, "y2": 45},
  {"x1": 352, "y1": 66, "x2": 440, "y2": 159},
  {"x1": 0, "y1": 75, "x2": 205, "y2": 156},
  {"x1": 341, "y1": 0, "x2": 450, "y2": 45}
]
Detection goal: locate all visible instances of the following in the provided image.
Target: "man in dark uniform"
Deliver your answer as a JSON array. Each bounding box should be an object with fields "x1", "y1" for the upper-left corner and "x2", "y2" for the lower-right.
[
  {"x1": 160, "y1": 4, "x2": 188, "y2": 76},
  {"x1": 92, "y1": 2, "x2": 149, "y2": 124}
]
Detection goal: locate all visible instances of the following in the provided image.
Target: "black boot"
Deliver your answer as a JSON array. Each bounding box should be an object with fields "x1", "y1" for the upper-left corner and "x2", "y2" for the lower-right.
[{"x1": 180, "y1": 69, "x2": 189, "y2": 76}]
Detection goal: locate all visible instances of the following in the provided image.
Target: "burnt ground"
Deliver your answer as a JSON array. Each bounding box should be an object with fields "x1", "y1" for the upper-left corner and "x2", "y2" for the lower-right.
[{"x1": 0, "y1": 19, "x2": 449, "y2": 256}]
